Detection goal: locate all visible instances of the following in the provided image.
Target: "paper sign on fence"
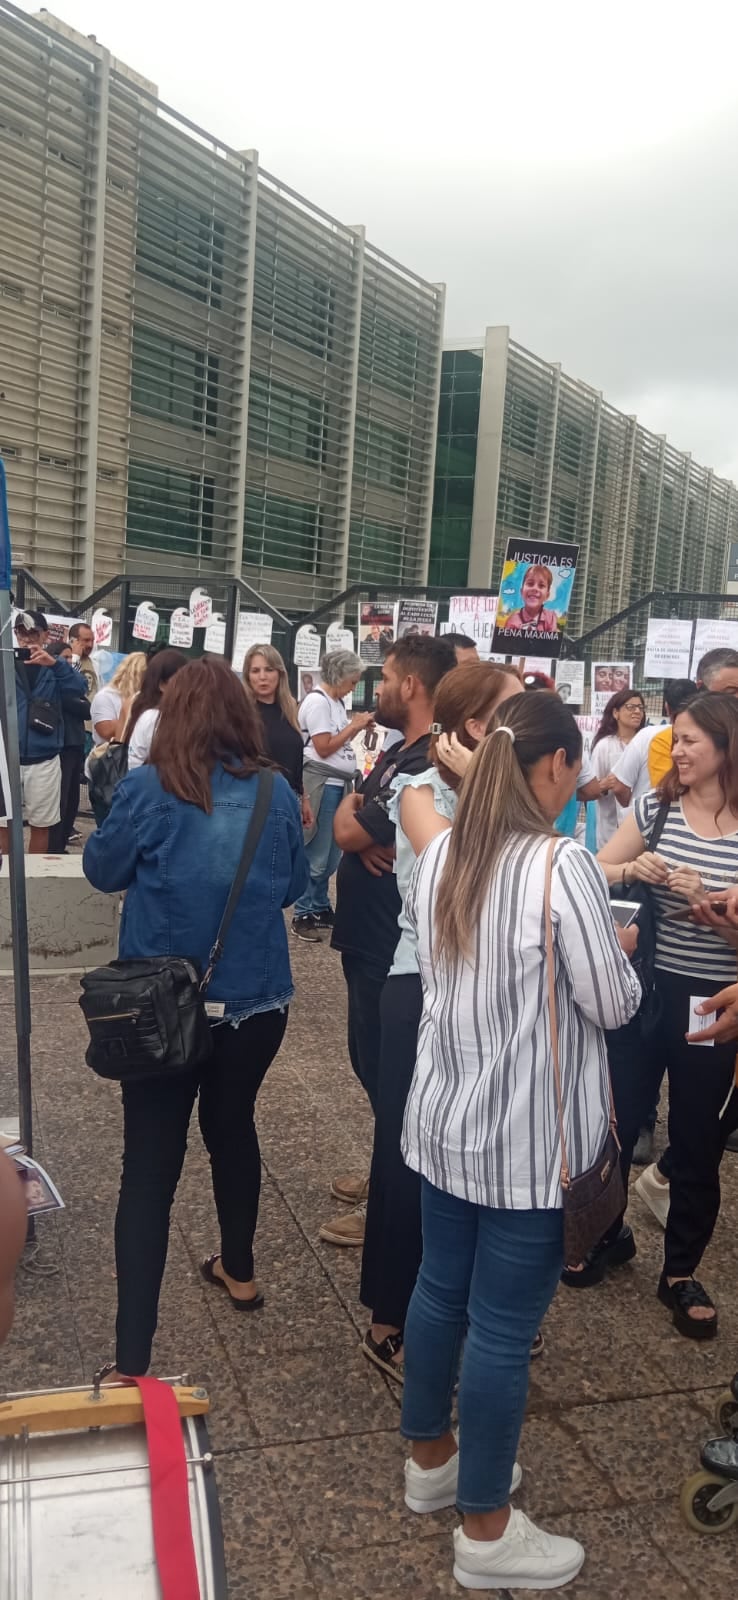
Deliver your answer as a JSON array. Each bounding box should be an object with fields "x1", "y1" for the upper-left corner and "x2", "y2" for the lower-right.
[{"x1": 643, "y1": 618, "x2": 693, "y2": 679}]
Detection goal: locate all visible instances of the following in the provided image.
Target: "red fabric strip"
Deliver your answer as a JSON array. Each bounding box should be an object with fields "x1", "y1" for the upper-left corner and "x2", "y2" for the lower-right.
[{"x1": 134, "y1": 1376, "x2": 201, "y2": 1600}]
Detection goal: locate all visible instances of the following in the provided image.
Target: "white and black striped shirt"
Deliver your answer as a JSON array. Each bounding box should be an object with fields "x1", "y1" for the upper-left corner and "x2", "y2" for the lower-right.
[
  {"x1": 634, "y1": 792, "x2": 738, "y2": 983},
  {"x1": 402, "y1": 832, "x2": 641, "y2": 1210}
]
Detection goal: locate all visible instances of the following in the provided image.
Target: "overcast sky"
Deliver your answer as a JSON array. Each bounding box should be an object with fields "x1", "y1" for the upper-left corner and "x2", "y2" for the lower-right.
[{"x1": 27, "y1": 0, "x2": 738, "y2": 479}]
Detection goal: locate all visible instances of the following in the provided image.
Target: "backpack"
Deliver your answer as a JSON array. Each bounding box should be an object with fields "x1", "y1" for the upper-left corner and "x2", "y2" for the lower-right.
[{"x1": 87, "y1": 740, "x2": 128, "y2": 821}]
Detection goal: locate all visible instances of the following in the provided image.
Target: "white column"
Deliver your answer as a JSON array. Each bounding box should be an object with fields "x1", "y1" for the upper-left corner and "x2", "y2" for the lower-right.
[
  {"x1": 699, "y1": 470, "x2": 714, "y2": 589},
  {"x1": 77, "y1": 46, "x2": 111, "y2": 595},
  {"x1": 334, "y1": 225, "x2": 366, "y2": 592},
  {"x1": 468, "y1": 325, "x2": 509, "y2": 587},
  {"x1": 417, "y1": 281, "x2": 446, "y2": 583},
  {"x1": 229, "y1": 149, "x2": 259, "y2": 577},
  {"x1": 673, "y1": 452, "x2": 691, "y2": 590},
  {"x1": 616, "y1": 418, "x2": 638, "y2": 608},
  {"x1": 573, "y1": 392, "x2": 602, "y2": 631},
  {"x1": 647, "y1": 436, "x2": 667, "y2": 590}
]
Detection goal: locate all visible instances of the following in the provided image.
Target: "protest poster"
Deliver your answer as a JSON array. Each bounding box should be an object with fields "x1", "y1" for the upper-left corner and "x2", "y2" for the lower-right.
[
  {"x1": 555, "y1": 660, "x2": 585, "y2": 706},
  {"x1": 189, "y1": 587, "x2": 213, "y2": 629},
  {"x1": 132, "y1": 601, "x2": 159, "y2": 643},
  {"x1": 591, "y1": 662, "x2": 633, "y2": 718},
  {"x1": 204, "y1": 612, "x2": 226, "y2": 654},
  {"x1": 643, "y1": 618, "x2": 693, "y2": 679},
  {"x1": 42, "y1": 612, "x2": 83, "y2": 643},
  {"x1": 232, "y1": 612, "x2": 273, "y2": 674},
  {"x1": 492, "y1": 539, "x2": 579, "y2": 658},
  {"x1": 574, "y1": 714, "x2": 599, "y2": 765},
  {"x1": 168, "y1": 607, "x2": 194, "y2": 649},
  {"x1": 393, "y1": 598, "x2": 438, "y2": 639},
  {"x1": 690, "y1": 618, "x2": 738, "y2": 678},
  {"x1": 358, "y1": 601, "x2": 395, "y2": 664},
  {"x1": 297, "y1": 668, "x2": 319, "y2": 701},
  {"x1": 351, "y1": 723, "x2": 391, "y2": 779},
  {"x1": 91, "y1": 607, "x2": 113, "y2": 648},
  {"x1": 446, "y1": 595, "x2": 498, "y2": 657},
  {"x1": 326, "y1": 622, "x2": 355, "y2": 654},
  {"x1": 294, "y1": 625, "x2": 322, "y2": 669}
]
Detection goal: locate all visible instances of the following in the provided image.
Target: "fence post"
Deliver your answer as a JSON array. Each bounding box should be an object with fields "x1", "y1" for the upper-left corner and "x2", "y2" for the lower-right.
[{"x1": 118, "y1": 578, "x2": 131, "y2": 653}]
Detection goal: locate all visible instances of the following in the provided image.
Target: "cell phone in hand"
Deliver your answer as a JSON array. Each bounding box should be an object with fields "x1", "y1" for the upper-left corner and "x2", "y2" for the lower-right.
[
  {"x1": 610, "y1": 900, "x2": 640, "y2": 929},
  {"x1": 665, "y1": 899, "x2": 728, "y2": 922}
]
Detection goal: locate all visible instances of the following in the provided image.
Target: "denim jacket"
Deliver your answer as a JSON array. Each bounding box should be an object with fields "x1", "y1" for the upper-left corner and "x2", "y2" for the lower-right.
[{"x1": 83, "y1": 763, "x2": 308, "y2": 1022}]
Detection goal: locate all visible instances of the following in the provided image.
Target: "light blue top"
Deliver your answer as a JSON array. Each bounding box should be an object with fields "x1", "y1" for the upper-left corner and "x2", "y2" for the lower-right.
[{"x1": 388, "y1": 765, "x2": 457, "y2": 977}]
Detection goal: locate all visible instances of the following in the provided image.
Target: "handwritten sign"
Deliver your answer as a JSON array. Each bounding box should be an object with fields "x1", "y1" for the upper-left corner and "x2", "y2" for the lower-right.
[
  {"x1": 294, "y1": 625, "x2": 322, "y2": 669},
  {"x1": 91, "y1": 608, "x2": 113, "y2": 648},
  {"x1": 132, "y1": 601, "x2": 159, "y2": 643},
  {"x1": 189, "y1": 587, "x2": 213, "y2": 629},
  {"x1": 168, "y1": 607, "x2": 194, "y2": 649},
  {"x1": 232, "y1": 612, "x2": 273, "y2": 674}
]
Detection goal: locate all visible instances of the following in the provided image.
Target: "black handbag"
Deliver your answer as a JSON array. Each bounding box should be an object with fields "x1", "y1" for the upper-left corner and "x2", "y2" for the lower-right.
[
  {"x1": 87, "y1": 740, "x2": 129, "y2": 820},
  {"x1": 544, "y1": 838, "x2": 626, "y2": 1264},
  {"x1": 79, "y1": 769, "x2": 275, "y2": 1082},
  {"x1": 608, "y1": 801, "x2": 669, "y2": 1034}
]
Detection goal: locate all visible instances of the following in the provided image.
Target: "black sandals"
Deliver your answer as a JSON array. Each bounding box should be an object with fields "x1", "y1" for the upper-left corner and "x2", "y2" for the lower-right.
[
  {"x1": 200, "y1": 1254, "x2": 264, "y2": 1312},
  {"x1": 657, "y1": 1274, "x2": 717, "y2": 1340}
]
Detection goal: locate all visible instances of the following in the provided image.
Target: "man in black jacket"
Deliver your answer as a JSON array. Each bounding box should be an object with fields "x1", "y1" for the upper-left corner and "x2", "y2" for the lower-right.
[
  {"x1": 47, "y1": 641, "x2": 91, "y2": 853},
  {"x1": 0, "y1": 610, "x2": 83, "y2": 855}
]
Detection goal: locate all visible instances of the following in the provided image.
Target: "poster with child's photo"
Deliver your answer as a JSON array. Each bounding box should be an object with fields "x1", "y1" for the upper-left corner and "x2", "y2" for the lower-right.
[
  {"x1": 492, "y1": 538, "x2": 579, "y2": 658},
  {"x1": 591, "y1": 662, "x2": 633, "y2": 718},
  {"x1": 358, "y1": 602, "x2": 395, "y2": 665}
]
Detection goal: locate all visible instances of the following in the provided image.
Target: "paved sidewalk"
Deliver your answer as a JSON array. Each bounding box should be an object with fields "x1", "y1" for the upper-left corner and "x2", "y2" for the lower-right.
[{"x1": 2, "y1": 938, "x2": 738, "y2": 1599}]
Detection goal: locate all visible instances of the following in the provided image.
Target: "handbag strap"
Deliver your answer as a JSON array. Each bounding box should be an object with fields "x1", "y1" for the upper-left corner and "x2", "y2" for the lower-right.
[
  {"x1": 649, "y1": 800, "x2": 670, "y2": 853},
  {"x1": 543, "y1": 837, "x2": 618, "y2": 1192},
  {"x1": 201, "y1": 767, "x2": 274, "y2": 991}
]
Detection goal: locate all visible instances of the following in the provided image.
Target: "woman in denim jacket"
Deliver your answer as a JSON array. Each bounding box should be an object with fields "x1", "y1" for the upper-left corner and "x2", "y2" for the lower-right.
[{"x1": 84, "y1": 658, "x2": 307, "y2": 1379}]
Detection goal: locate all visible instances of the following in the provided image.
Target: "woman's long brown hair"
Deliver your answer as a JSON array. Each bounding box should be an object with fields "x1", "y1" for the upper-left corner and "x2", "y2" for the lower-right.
[
  {"x1": 656, "y1": 692, "x2": 738, "y2": 817},
  {"x1": 150, "y1": 658, "x2": 268, "y2": 811},
  {"x1": 430, "y1": 663, "x2": 521, "y2": 791},
  {"x1": 434, "y1": 691, "x2": 582, "y2": 965}
]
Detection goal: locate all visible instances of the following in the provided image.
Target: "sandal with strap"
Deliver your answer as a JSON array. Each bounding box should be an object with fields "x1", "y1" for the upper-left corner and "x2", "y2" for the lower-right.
[
  {"x1": 200, "y1": 1253, "x2": 264, "y2": 1312},
  {"x1": 657, "y1": 1273, "x2": 718, "y2": 1340},
  {"x1": 361, "y1": 1329, "x2": 404, "y2": 1384}
]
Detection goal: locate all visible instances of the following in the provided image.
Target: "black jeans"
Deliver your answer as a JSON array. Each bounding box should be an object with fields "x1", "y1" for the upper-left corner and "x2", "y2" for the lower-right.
[
  {"x1": 48, "y1": 747, "x2": 84, "y2": 852},
  {"x1": 341, "y1": 953, "x2": 386, "y2": 1115},
  {"x1": 648, "y1": 970, "x2": 738, "y2": 1278},
  {"x1": 114, "y1": 1007, "x2": 288, "y2": 1374},
  {"x1": 603, "y1": 1011, "x2": 661, "y2": 1242},
  {"x1": 360, "y1": 974, "x2": 423, "y2": 1329}
]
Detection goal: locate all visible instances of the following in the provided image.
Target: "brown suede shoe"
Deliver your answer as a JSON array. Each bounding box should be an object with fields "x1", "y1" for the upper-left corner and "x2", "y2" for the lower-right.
[
  {"x1": 330, "y1": 1174, "x2": 369, "y2": 1204},
  {"x1": 319, "y1": 1204, "x2": 366, "y2": 1246}
]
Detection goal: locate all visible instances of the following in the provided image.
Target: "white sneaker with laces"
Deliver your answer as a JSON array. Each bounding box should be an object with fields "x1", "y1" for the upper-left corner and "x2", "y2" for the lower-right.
[
  {"x1": 453, "y1": 1508, "x2": 584, "y2": 1590},
  {"x1": 634, "y1": 1162, "x2": 670, "y2": 1229},
  {"x1": 404, "y1": 1450, "x2": 522, "y2": 1514}
]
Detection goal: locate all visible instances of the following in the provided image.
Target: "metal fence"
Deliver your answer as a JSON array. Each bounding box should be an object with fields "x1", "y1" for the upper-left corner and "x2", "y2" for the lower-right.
[{"x1": 561, "y1": 589, "x2": 738, "y2": 716}]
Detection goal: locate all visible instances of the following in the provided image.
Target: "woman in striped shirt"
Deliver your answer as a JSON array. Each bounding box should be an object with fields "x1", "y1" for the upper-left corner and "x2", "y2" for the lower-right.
[
  {"x1": 400, "y1": 693, "x2": 640, "y2": 1593},
  {"x1": 598, "y1": 692, "x2": 738, "y2": 1340}
]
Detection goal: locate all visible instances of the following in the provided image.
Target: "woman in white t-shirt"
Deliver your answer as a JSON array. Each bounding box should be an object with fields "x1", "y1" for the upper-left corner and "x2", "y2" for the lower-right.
[
  {"x1": 89, "y1": 653, "x2": 147, "y2": 746},
  {"x1": 125, "y1": 648, "x2": 187, "y2": 770},
  {"x1": 590, "y1": 688, "x2": 646, "y2": 846},
  {"x1": 293, "y1": 650, "x2": 372, "y2": 940}
]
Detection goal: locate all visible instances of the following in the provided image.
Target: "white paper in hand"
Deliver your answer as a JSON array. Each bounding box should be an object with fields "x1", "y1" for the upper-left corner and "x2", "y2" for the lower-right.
[{"x1": 688, "y1": 996, "x2": 715, "y2": 1047}]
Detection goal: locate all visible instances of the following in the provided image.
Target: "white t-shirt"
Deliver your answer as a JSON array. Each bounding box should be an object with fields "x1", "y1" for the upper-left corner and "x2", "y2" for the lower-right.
[
  {"x1": 591, "y1": 733, "x2": 626, "y2": 848},
  {"x1": 299, "y1": 688, "x2": 356, "y2": 781},
  {"x1": 90, "y1": 687, "x2": 122, "y2": 746},
  {"x1": 128, "y1": 708, "x2": 160, "y2": 771},
  {"x1": 611, "y1": 724, "x2": 665, "y2": 805}
]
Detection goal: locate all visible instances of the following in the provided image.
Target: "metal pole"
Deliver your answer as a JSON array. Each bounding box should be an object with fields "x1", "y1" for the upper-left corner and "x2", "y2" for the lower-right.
[{"x1": 0, "y1": 462, "x2": 33, "y2": 1156}]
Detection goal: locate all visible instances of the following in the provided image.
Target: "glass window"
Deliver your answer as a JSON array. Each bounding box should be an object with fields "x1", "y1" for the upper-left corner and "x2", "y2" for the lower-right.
[
  {"x1": 126, "y1": 462, "x2": 214, "y2": 557},
  {"x1": 136, "y1": 177, "x2": 224, "y2": 308},
  {"x1": 353, "y1": 415, "x2": 410, "y2": 491},
  {"x1": 244, "y1": 490, "x2": 323, "y2": 574},
  {"x1": 498, "y1": 473, "x2": 532, "y2": 532},
  {"x1": 348, "y1": 517, "x2": 405, "y2": 582},
  {"x1": 248, "y1": 373, "x2": 324, "y2": 465},
  {"x1": 557, "y1": 497, "x2": 577, "y2": 537},
  {"x1": 358, "y1": 313, "x2": 418, "y2": 399},
  {"x1": 557, "y1": 419, "x2": 583, "y2": 477},
  {"x1": 131, "y1": 327, "x2": 219, "y2": 434},
  {"x1": 428, "y1": 513, "x2": 472, "y2": 588},
  {"x1": 253, "y1": 240, "x2": 335, "y2": 361}
]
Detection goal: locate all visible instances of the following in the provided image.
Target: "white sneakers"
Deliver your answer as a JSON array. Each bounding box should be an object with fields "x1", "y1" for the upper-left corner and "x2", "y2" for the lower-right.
[
  {"x1": 453, "y1": 1510, "x2": 585, "y2": 1591},
  {"x1": 634, "y1": 1162, "x2": 670, "y2": 1228},
  {"x1": 404, "y1": 1453, "x2": 585, "y2": 1590},
  {"x1": 404, "y1": 1448, "x2": 522, "y2": 1514}
]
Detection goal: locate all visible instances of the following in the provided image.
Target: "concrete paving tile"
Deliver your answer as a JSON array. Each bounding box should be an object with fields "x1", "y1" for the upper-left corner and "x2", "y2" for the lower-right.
[
  {"x1": 516, "y1": 1415, "x2": 615, "y2": 1519},
  {"x1": 649, "y1": 1497, "x2": 738, "y2": 1591},
  {"x1": 244, "y1": 1334, "x2": 400, "y2": 1446},
  {"x1": 214, "y1": 1450, "x2": 318, "y2": 1599},
  {"x1": 263, "y1": 1430, "x2": 431, "y2": 1552},
  {"x1": 306, "y1": 1532, "x2": 460, "y2": 1598},
  {"x1": 512, "y1": 1505, "x2": 698, "y2": 1599},
  {"x1": 568, "y1": 1392, "x2": 711, "y2": 1505}
]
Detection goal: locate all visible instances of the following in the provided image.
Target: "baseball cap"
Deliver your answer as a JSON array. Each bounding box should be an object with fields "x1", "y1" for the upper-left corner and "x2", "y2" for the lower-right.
[{"x1": 14, "y1": 609, "x2": 48, "y2": 633}]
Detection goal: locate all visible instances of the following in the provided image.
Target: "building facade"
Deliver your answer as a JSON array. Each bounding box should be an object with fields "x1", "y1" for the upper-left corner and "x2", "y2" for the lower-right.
[
  {"x1": 0, "y1": 4, "x2": 443, "y2": 611},
  {"x1": 430, "y1": 326, "x2": 738, "y2": 634}
]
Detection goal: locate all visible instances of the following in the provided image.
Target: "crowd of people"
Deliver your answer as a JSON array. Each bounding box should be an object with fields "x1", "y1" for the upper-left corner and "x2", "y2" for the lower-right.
[{"x1": 5, "y1": 613, "x2": 738, "y2": 1591}]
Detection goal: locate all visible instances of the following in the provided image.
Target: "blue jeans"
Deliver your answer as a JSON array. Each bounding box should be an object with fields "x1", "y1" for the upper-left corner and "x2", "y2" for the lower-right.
[
  {"x1": 294, "y1": 783, "x2": 343, "y2": 916},
  {"x1": 401, "y1": 1178, "x2": 564, "y2": 1513}
]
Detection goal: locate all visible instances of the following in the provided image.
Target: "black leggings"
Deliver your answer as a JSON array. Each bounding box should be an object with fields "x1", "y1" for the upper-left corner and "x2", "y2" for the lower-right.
[
  {"x1": 114, "y1": 1007, "x2": 288, "y2": 1374},
  {"x1": 360, "y1": 974, "x2": 423, "y2": 1330}
]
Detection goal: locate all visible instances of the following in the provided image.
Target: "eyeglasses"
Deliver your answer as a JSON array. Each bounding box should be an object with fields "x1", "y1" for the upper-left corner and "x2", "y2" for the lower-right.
[{"x1": 622, "y1": 701, "x2": 643, "y2": 713}]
